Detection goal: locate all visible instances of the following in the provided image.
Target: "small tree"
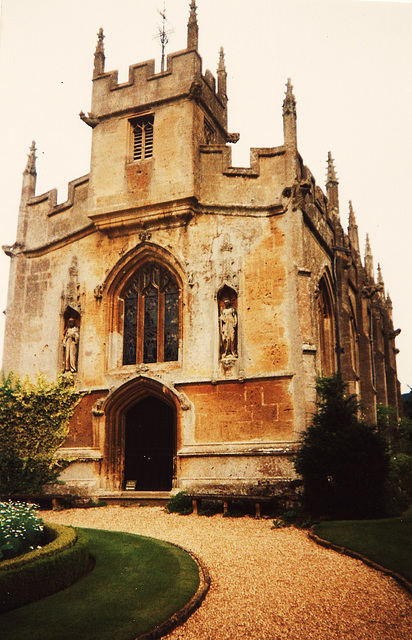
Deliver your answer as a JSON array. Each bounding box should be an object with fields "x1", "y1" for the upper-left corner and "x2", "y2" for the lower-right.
[
  {"x1": 294, "y1": 374, "x2": 389, "y2": 519},
  {"x1": 0, "y1": 372, "x2": 81, "y2": 494},
  {"x1": 378, "y1": 407, "x2": 412, "y2": 514}
]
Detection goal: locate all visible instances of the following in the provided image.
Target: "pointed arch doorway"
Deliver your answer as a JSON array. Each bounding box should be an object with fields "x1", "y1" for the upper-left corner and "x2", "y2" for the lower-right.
[{"x1": 124, "y1": 396, "x2": 175, "y2": 491}]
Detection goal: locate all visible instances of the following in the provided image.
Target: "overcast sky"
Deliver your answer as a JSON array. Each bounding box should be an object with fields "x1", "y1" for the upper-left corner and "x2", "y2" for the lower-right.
[{"x1": 0, "y1": 0, "x2": 411, "y2": 393}]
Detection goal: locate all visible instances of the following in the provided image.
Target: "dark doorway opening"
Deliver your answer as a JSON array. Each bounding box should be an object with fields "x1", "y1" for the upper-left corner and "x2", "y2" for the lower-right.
[{"x1": 124, "y1": 396, "x2": 175, "y2": 491}]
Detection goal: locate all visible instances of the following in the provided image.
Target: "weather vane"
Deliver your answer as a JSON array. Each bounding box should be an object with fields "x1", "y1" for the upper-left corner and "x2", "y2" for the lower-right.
[{"x1": 155, "y1": 2, "x2": 174, "y2": 72}]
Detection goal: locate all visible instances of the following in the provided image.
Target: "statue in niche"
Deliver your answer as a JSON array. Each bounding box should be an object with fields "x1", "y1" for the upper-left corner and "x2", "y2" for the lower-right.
[
  {"x1": 63, "y1": 318, "x2": 79, "y2": 373},
  {"x1": 219, "y1": 298, "x2": 238, "y2": 358}
]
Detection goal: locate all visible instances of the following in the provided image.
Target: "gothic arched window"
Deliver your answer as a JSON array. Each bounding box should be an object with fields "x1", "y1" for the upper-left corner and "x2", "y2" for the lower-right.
[
  {"x1": 121, "y1": 262, "x2": 179, "y2": 365},
  {"x1": 348, "y1": 301, "x2": 359, "y2": 379},
  {"x1": 317, "y1": 277, "x2": 335, "y2": 376}
]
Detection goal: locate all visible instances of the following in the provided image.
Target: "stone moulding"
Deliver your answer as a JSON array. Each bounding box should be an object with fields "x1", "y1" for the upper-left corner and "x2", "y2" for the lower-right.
[
  {"x1": 56, "y1": 447, "x2": 103, "y2": 461},
  {"x1": 178, "y1": 442, "x2": 298, "y2": 458},
  {"x1": 88, "y1": 197, "x2": 197, "y2": 234},
  {"x1": 20, "y1": 224, "x2": 95, "y2": 258}
]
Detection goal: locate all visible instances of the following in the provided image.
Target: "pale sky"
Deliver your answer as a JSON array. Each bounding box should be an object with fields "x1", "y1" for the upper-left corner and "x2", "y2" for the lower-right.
[{"x1": 0, "y1": 0, "x2": 411, "y2": 393}]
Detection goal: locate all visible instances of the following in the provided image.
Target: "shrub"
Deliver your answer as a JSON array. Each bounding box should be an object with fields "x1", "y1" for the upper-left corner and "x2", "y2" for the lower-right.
[
  {"x1": 222, "y1": 499, "x2": 252, "y2": 518},
  {"x1": 294, "y1": 374, "x2": 390, "y2": 519},
  {"x1": 0, "y1": 372, "x2": 82, "y2": 493},
  {"x1": 198, "y1": 499, "x2": 224, "y2": 516},
  {"x1": 166, "y1": 492, "x2": 193, "y2": 515},
  {"x1": 385, "y1": 453, "x2": 412, "y2": 515},
  {"x1": 0, "y1": 501, "x2": 44, "y2": 560},
  {"x1": 377, "y1": 408, "x2": 412, "y2": 514},
  {"x1": 0, "y1": 525, "x2": 89, "y2": 613},
  {"x1": 396, "y1": 418, "x2": 412, "y2": 456}
]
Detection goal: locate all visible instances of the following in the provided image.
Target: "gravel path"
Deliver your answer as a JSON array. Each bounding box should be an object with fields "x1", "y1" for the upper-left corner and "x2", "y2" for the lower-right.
[{"x1": 43, "y1": 506, "x2": 411, "y2": 640}]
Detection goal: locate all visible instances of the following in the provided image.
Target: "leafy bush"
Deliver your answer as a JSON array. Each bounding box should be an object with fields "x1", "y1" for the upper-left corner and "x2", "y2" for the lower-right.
[
  {"x1": 385, "y1": 453, "x2": 412, "y2": 515},
  {"x1": 198, "y1": 499, "x2": 224, "y2": 516},
  {"x1": 396, "y1": 418, "x2": 412, "y2": 456},
  {"x1": 0, "y1": 502, "x2": 44, "y2": 561},
  {"x1": 377, "y1": 408, "x2": 412, "y2": 514},
  {"x1": 166, "y1": 492, "x2": 193, "y2": 515},
  {"x1": 222, "y1": 499, "x2": 252, "y2": 518},
  {"x1": 0, "y1": 525, "x2": 89, "y2": 613},
  {"x1": 294, "y1": 374, "x2": 390, "y2": 519},
  {"x1": 0, "y1": 372, "x2": 81, "y2": 493}
]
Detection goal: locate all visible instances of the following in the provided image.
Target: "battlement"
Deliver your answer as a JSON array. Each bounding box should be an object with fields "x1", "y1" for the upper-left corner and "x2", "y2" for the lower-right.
[
  {"x1": 28, "y1": 175, "x2": 89, "y2": 216},
  {"x1": 200, "y1": 144, "x2": 286, "y2": 177},
  {"x1": 90, "y1": 48, "x2": 227, "y2": 132},
  {"x1": 199, "y1": 143, "x2": 289, "y2": 208},
  {"x1": 23, "y1": 175, "x2": 92, "y2": 252}
]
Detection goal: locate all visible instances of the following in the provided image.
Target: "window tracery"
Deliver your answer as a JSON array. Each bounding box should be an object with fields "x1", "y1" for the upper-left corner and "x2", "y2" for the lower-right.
[
  {"x1": 122, "y1": 262, "x2": 179, "y2": 365},
  {"x1": 317, "y1": 277, "x2": 335, "y2": 376}
]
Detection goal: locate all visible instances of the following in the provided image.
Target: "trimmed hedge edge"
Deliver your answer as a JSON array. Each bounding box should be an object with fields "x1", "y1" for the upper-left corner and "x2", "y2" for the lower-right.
[
  {"x1": 0, "y1": 524, "x2": 75, "y2": 572},
  {"x1": 0, "y1": 525, "x2": 89, "y2": 614}
]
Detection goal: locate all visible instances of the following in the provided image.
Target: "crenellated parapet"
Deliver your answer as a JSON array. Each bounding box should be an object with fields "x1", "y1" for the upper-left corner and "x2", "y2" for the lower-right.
[
  {"x1": 22, "y1": 175, "x2": 92, "y2": 252},
  {"x1": 199, "y1": 144, "x2": 287, "y2": 207},
  {"x1": 89, "y1": 48, "x2": 228, "y2": 135},
  {"x1": 28, "y1": 174, "x2": 89, "y2": 215}
]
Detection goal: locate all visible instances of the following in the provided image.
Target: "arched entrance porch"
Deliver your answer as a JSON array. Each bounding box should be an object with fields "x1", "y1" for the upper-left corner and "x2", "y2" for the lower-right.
[
  {"x1": 124, "y1": 396, "x2": 175, "y2": 490},
  {"x1": 102, "y1": 377, "x2": 179, "y2": 492}
]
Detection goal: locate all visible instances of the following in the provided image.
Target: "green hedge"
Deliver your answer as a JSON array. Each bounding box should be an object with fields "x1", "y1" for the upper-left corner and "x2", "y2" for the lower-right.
[{"x1": 0, "y1": 524, "x2": 89, "y2": 613}]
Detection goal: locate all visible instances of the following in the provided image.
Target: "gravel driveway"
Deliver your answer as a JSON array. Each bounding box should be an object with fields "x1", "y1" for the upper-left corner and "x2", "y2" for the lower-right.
[{"x1": 43, "y1": 506, "x2": 411, "y2": 640}]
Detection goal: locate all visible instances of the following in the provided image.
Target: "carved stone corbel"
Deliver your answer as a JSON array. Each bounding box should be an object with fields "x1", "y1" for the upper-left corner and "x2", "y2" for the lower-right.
[
  {"x1": 226, "y1": 132, "x2": 240, "y2": 144},
  {"x1": 94, "y1": 284, "x2": 104, "y2": 299},
  {"x1": 138, "y1": 231, "x2": 152, "y2": 243},
  {"x1": 79, "y1": 111, "x2": 101, "y2": 128},
  {"x1": 92, "y1": 399, "x2": 105, "y2": 417},
  {"x1": 177, "y1": 393, "x2": 191, "y2": 411}
]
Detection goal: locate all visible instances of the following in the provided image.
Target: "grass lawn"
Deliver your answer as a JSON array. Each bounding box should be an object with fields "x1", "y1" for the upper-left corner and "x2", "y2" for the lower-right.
[
  {"x1": 313, "y1": 506, "x2": 412, "y2": 582},
  {"x1": 1, "y1": 528, "x2": 200, "y2": 640}
]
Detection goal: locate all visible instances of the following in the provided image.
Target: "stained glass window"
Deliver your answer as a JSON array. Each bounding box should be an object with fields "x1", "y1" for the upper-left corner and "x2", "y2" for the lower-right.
[
  {"x1": 123, "y1": 286, "x2": 138, "y2": 365},
  {"x1": 143, "y1": 283, "x2": 158, "y2": 363},
  {"x1": 121, "y1": 262, "x2": 179, "y2": 365},
  {"x1": 164, "y1": 282, "x2": 179, "y2": 361}
]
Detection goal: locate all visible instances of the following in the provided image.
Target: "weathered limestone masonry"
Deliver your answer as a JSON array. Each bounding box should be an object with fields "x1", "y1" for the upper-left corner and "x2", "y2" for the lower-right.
[{"x1": 2, "y1": 3, "x2": 400, "y2": 498}]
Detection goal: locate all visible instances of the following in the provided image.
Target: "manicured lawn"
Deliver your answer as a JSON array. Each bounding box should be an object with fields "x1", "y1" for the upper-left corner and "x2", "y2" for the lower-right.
[
  {"x1": 314, "y1": 506, "x2": 412, "y2": 582},
  {"x1": 1, "y1": 528, "x2": 200, "y2": 640}
]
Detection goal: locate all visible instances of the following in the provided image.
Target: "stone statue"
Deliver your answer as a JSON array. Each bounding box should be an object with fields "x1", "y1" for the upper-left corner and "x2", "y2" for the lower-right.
[
  {"x1": 63, "y1": 318, "x2": 79, "y2": 373},
  {"x1": 219, "y1": 298, "x2": 237, "y2": 358}
]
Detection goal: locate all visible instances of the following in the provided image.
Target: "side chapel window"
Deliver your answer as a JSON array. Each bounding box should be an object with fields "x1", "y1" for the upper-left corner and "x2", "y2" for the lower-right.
[
  {"x1": 317, "y1": 278, "x2": 335, "y2": 376},
  {"x1": 122, "y1": 262, "x2": 179, "y2": 365},
  {"x1": 349, "y1": 302, "x2": 359, "y2": 379},
  {"x1": 131, "y1": 114, "x2": 154, "y2": 161}
]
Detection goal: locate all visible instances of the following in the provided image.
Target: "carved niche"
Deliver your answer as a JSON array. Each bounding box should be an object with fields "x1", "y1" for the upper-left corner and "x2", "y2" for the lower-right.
[
  {"x1": 63, "y1": 308, "x2": 80, "y2": 373},
  {"x1": 61, "y1": 257, "x2": 81, "y2": 373},
  {"x1": 218, "y1": 285, "x2": 238, "y2": 361}
]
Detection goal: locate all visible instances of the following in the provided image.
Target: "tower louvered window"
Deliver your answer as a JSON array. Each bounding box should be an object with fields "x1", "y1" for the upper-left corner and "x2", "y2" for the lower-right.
[
  {"x1": 122, "y1": 262, "x2": 179, "y2": 365},
  {"x1": 132, "y1": 115, "x2": 154, "y2": 161}
]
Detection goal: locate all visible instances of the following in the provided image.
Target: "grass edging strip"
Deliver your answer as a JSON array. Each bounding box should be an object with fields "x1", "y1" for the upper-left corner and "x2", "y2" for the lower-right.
[
  {"x1": 136, "y1": 546, "x2": 211, "y2": 640},
  {"x1": 1, "y1": 528, "x2": 206, "y2": 640},
  {"x1": 308, "y1": 530, "x2": 412, "y2": 595}
]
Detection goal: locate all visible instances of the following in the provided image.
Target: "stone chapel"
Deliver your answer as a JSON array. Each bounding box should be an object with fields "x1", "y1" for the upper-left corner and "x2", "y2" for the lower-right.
[{"x1": 2, "y1": 2, "x2": 401, "y2": 499}]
